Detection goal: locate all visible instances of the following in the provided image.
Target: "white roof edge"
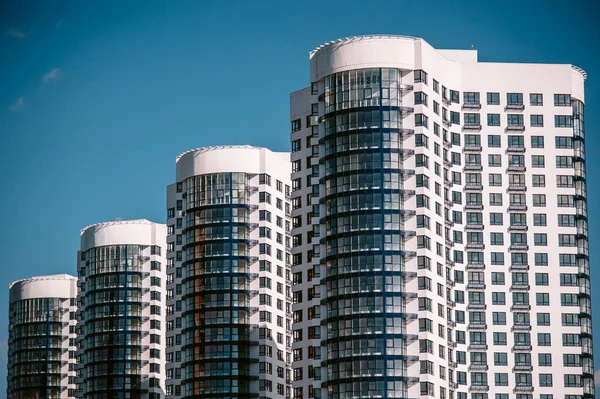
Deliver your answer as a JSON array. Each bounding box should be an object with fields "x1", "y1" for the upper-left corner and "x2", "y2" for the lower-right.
[
  {"x1": 80, "y1": 219, "x2": 155, "y2": 235},
  {"x1": 10, "y1": 274, "x2": 77, "y2": 289},
  {"x1": 310, "y1": 35, "x2": 419, "y2": 58},
  {"x1": 571, "y1": 65, "x2": 587, "y2": 81},
  {"x1": 175, "y1": 145, "x2": 266, "y2": 162}
]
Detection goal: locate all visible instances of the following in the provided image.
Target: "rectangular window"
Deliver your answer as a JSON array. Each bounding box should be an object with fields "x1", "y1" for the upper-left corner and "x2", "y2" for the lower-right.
[
  {"x1": 415, "y1": 91, "x2": 428, "y2": 106},
  {"x1": 488, "y1": 135, "x2": 501, "y2": 147},
  {"x1": 414, "y1": 70, "x2": 428, "y2": 84},
  {"x1": 530, "y1": 93, "x2": 543, "y2": 106},
  {"x1": 488, "y1": 154, "x2": 502, "y2": 167},
  {"x1": 415, "y1": 113, "x2": 429, "y2": 128},
  {"x1": 291, "y1": 119, "x2": 301, "y2": 132},
  {"x1": 487, "y1": 114, "x2": 500, "y2": 126},
  {"x1": 507, "y1": 93, "x2": 523, "y2": 106},
  {"x1": 554, "y1": 115, "x2": 572, "y2": 127},
  {"x1": 531, "y1": 155, "x2": 545, "y2": 168},
  {"x1": 487, "y1": 92, "x2": 500, "y2": 105},
  {"x1": 531, "y1": 136, "x2": 544, "y2": 148},
  {"x1": 555, "y1": 136, "x2": 573, "y2": 149},
  {"x1": 507, "y1": 114, "x2": 524, "y2": 127},
  {"x1": 530, "y1": 114, "x2": 544, "y2": 127},
  {"x1": 554, "y1": 94, "x2": 571, "y2": 106}
]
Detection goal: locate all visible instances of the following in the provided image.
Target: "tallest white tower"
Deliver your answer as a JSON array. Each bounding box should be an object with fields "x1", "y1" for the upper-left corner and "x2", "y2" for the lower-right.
[{"x1": 290, "y1": 35, "x2": 591, "y2": 399}]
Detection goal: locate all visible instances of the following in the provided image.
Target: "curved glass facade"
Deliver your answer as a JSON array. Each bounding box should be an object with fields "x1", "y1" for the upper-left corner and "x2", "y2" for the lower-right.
[
  {"x1": 320, "y1": 68, "x2": 418, "y2": 399},
  {"x1": 8, "y1": 297, "x2": 68, "y2": 399},
  {"x1": 81, "y1": 245, "x2": 145, "y2": 398},
  {"x1": 182, "y1": 172, "x2": 258, "y2": 398}
]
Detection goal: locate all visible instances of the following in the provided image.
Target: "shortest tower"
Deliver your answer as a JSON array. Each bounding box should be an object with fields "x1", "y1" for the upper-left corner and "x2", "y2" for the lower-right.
[
  {"x1": 75, "y1": 219, "x2": 167, "y2": 399},
  {"x1": 7, "y1": 274, "x2": 78, "y2": 399}
]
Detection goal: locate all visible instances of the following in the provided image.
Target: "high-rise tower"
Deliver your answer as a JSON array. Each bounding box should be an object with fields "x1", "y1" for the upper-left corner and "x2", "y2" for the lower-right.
[
  {"x1": 75, "y1": 219, "x2": 167, "y2": 398},
  {"x1": 164, "y1": 146, "x2": 292, "y2": 399},
  {"x1": 290, "y1": 35, "x2": 592, "y2": 399},
  {"x1": 7, "y1": 274, "x2": 78, "y2": 399}
]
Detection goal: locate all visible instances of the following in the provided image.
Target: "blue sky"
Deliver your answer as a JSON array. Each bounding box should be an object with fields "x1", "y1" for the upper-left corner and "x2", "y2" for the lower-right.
[{"x1": 1, "y1": 0, "x2": 599, "y2": 392}]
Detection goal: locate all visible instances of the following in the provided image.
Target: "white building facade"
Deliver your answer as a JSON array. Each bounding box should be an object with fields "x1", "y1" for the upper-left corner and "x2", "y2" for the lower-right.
[
  {"x1": 7, "y1": 274, "x2": 78, "y2": 399},
  {"x1": 164, "y1": 146, "x2": 293, "y2": 398},
  {"x1": 75, "y1": 219, "x2": 167, "y2": 398},
  {"x1": 290, "y1": 36, "x2": 592, "y2": 399}
]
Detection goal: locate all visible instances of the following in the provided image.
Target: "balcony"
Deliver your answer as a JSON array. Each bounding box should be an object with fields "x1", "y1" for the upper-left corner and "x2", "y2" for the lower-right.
[
  {"x1": 462, "y1": 124, "x2": 482, "y2": 132},
  {"x1": 466, "y1": 263, "x2": 485, "y2": 271},
  {"x1": 512, "y1": 344, "x2": 533, "y2": 352},
  {"x1": 462, "y1": 102, "x2": 482, "y2": 111},
  {"x1": 467, "y1": 323, "x2": 487, "y2": 330},
  {"x1": 468, "y1": 344, "x2": 488, "y2": 351},
  {"x1": 510, "y1": 304, "x2": 531, "y2": 311},
  {"x1": 512, "y1": 364, "x2": 533, "y2": 372},
  {"x1": 506, "y1": 165, "x2": 526, "y2": 173},
  {"x1": 468, "y1": 364, "x2": 489, "y2": 371},
  {"x1": 464, "y1": 184, "x2": 483, "y2": 192},
  {"x1": 507, "y1": 204, "x2": 527, "y2": 212},
  {"x1": 464, "y1": 164, "x2": 483, "y2": 172},
  {"x1": 465, "y1": 242, "x2": 485, "y2": 250},
  {"x1": 506, "y1": 146, "x2": 526, "y2": 154},
  {"x1": 507, "y1": 185, "x2": 527, "y2": 192},
  {"x1": 442, "y1": 118, "x2": 452, "y2": 128},
  {"x1": 447, "y1": 299, "x2": 455, "y2": 308},
  {"x1": 443, "y1": 178, "x2": 454, "y2": 188},
  {"x1": 505, "y1": 125, "x2": 526, "y2": 132},
  {"x1": 507, "y1": 225, "x2": 528, "y2": 232},
  {"x1": 467, "y1": 303, "x2": 487, "y2": 311},
  {"x1": 513, "y1": 386, "x2": 534, "y2": 393},
  {"x1": 465, "y1": 203, "x2": 484, "y2": 211},
  {"x1": 463, "y1": 145, "x2": 482, "y2": 152},
  {"x1": 510, "y1": 284, "x2": 530, "y2": 291},
  {"x1": 442, "y1": 97, "x2": 451, "y2": 107},
  {"x1": 511, "y1": 324, "x2": 532, "y2": 332},
  {"x1": 469, "y1": 385, "x2": 490, "y2": 392},
  {"x1": 466, "y1": 282, "x2": 486, "y2": 290},
  {"x1": 509, "y1": 244, "x2": 529, "y2": 251},
  {"x1": 465, "y1": 223, "x2": 484, "y2": 231},
  {"x1": 505, "y1": 104, "x2": 525, "y2": 111}
]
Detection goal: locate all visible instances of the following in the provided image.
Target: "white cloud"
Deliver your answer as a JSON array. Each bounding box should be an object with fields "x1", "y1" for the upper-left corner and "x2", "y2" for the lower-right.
[
  {"x1": 5, "y1": 28, "x2": 25, "y2": 38},
  {"x1": 9, "y1": 97, "x2": 24, "y2": 112},
  {"x1": 42, "y1": 68, "x2": 61, "y2": 83}
]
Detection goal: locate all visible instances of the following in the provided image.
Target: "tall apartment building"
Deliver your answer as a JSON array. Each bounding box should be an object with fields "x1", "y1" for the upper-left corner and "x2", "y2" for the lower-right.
[
  {"x1": 75, "y1": 219, "x2": 167, "y2": 398},
  {"x1": 165, "y1": 146, "x2": 292, "y2": 398},
  {"x1": 7, "y1": 274, "x2": 78, "y2": 399},
  {"x1": 290, "y1": 35, "x2": 592, "y2": 399}
]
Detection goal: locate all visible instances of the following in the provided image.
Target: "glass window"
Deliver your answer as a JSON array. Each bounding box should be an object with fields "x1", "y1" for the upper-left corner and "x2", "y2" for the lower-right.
[
  {"x1": 554, "y1": 94, "x2": 571, "y2": 106},
  {"x1": 507, "y1": 114, "x2": 524, "y2": 126},
  {"x1": 414, "y1": 69, "x2": 428, "y2": 84},
  {"x1": 487, "y1": 114, "x2": 501, "y2": 126},
  {"x1": 531, "y1": 136, "x2": 544, "y2": 148},
  {"x1": 554, "y1": 115, "x2": 572, "y2": 128},
  {"x1": 464, "y1": 92, "x2": 480, "y2": 104},
  {"x1": 487, "y1": 92, "x2": 500, "y2": 105},
  {"x1": 530, "y1": 115, "x2": 544, "y2": 127},
  {"x1": 530, "y1": 93, "x2": 543, "y2": 106},
  {"x1": 507, "y1": 93, "x2": 523, "y2": 106},
  {"x1": 488, "y1": 135, "x2": 501, "y2": 147}
]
